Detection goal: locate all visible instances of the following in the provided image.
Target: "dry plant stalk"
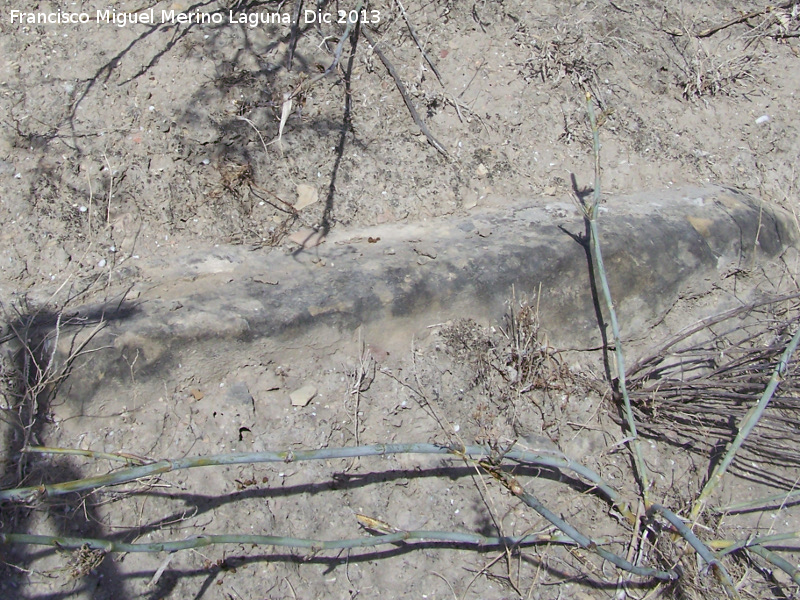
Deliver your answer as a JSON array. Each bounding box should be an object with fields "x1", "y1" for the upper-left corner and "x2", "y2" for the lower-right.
[
  {"x1": 691, "y1": 321, "x2": 800, "y2": 519},
  {"x1": 1, "y1": 302, "x2": 106, "y2": 482},
  {"x1": 628, "y1": 297, "x2": 800, "y2": 489}
]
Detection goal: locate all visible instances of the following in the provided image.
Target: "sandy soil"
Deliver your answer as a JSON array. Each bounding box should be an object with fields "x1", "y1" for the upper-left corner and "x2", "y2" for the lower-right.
[{"x1": 1, "y1": 1, "x2": 800, "y2": 598}]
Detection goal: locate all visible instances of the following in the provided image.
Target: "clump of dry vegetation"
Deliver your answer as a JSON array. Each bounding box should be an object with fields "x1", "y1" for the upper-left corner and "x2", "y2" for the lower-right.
[
  {"x1": 440, "y1": 297, "x2": 574, "y2": 403},
  {"x1": 629, "y1": 294, "x2": 800, "y2": 486}
]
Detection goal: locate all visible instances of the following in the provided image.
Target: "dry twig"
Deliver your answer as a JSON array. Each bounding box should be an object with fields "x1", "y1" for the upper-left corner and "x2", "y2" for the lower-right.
[
  {"x1": 362, "y1": 26, "x2": 449, "y2": 157},
  {"x1": 697, "y1": 1, "x2": 797, "y2": 37}
]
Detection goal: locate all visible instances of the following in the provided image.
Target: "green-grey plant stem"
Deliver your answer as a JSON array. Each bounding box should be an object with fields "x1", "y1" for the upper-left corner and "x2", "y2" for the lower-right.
[
  {"x1": 715, "y1": 532, "x2": 800, "y2": 586},
  {"x1": 716, "y1": 531, "x2": 800, "y2": 556},
  {"x1": 714, "y1": 488, "x2": 800, "y2": 513},
  {"x1": 23, "y1": 446, "x2": 147, "y2": 465},
  {"x1": 0, "y1": 443, "x2": 630, "y2": 520},
  {"x1": 647, "y1": 504, "x2": 738, "y2": 597},
  {"x1": 585, "y1": 94, "x2": 651, "y2": 504},
  {"x1": 0, "y1": 530, "x2": 583, "y2": 554},
  {"x1": 692, "y1": 325, "x2": 800, "y2": 520},
  {"x1": 517, "y1": 488, "x2": 676, "y2": 580},
  {"x1": 747, "y1": 544, "x2": 800, "y2": 586}
]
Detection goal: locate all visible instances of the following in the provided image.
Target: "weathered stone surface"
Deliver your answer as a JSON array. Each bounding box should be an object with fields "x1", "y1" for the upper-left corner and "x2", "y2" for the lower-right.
[{"x1": 28, "y1": 185, "x2": 798, "y2": 403}]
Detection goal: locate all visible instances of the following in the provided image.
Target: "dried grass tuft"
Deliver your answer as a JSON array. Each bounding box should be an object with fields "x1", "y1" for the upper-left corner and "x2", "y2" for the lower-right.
[
  {"x1": 440, "y1": 296, "x2": 574, "y2": 405},
  {"x1": 628, "y1": 294, "x2": 800, "y2": 487}
]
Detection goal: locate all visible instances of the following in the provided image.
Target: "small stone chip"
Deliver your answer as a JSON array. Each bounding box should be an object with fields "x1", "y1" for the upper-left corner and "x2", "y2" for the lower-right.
[
  {"x1": 294, "y1": 184, "x2": 319, "y2": 211},
  {"x1": 252, "y1": 275, "x2": 278, "y2": 285},
  {"x1": 413, "y1": 243, "x2": 437, "y2": 259},
  {"x1": 288, "y1": 228, "x2": 325, "y2": 248},
  {"x1": 290, "y1": 384, "x2": 317, "y2": 407}
]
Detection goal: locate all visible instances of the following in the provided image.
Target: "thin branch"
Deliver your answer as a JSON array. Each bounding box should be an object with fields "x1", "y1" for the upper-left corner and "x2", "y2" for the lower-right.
[
  {"x1": 394, "y1": 0, "x2": 443, "y2": 85},
  {"x1": 696, "y1": 1, "x2": 797, "y2": 38},
  {"x1": 362, "y1": 26, "x2": 449, "y2": 157},
  {"x1": 627, "y1": 293, "x2": 800, "y2": 376}
]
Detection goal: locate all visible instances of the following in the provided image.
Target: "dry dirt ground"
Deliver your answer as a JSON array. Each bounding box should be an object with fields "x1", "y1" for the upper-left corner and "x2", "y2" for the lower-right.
[{"x1": 1, "y1": 1, "x2": 800, "y2": 599}]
